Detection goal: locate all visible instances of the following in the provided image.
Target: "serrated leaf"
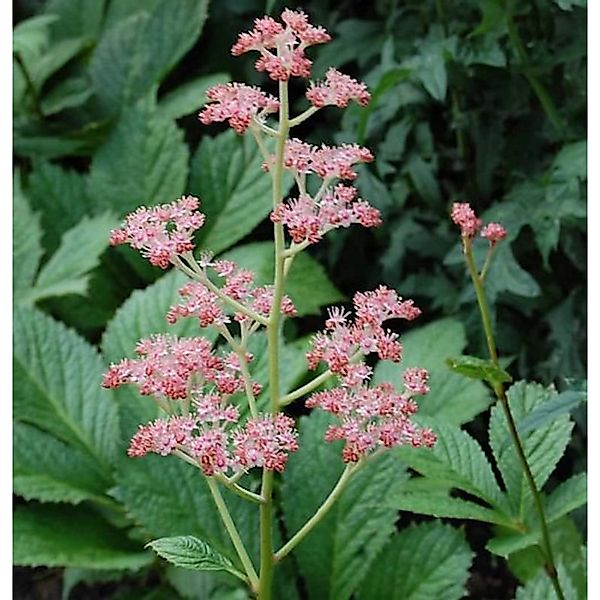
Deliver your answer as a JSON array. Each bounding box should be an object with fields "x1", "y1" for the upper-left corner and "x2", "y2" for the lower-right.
[
  {"x1": 148, "y1": 536, "x2": 243, "y2": 580},
  {"x1": 41, "y1": 76, "x2": 93, "y2": 115},
  {"x1": 517, "y1": 391, "x2": 586, "y2": 436},
  {"x1": 188, "y1": 130, "x2": 290, "y2": 255},
  {"x1": 487, "y1": 243, "x2": 541, "y2": 299},
  {"x1": 359, "y1": 522, "x2": 473, "y2": 600},
  {"x1": 14, "y1": 503, "x2": 152, "y2": 570},
  {"x1": 546, "y1": 473, "x2": 587, "y2": 523},
  {"x1": 489, "y1": 381, "x2": 574, "y2": 517},
  {"x1": 221, "y1": 242, "x2": 343, "y2": 316},
  {"x1": 13, "y1": 171, "x2": 43, "y2": 298},
  {"x1": 88, "y1": 95, "x2": 189, "y2": 215},
  {"x1": 45, "y1": 0, "x2": 106, "y2": 42},
  {"x1": 89, "y1": 1, "x2": 209, "y2": 112},
  {"x1": 446, "y1": 354, "x2": 512, "y2": 386},
  {"x1": 281, "y1": 410, "x2": 410, "y2": 600},
  {"x1": 13, "y1": 306, "x2": 119, "y2": 472},
  {"x1": 158, "y1": 73, "x2": 230, "y2": 120},
  {"x1": 373, "y1": 318, "x2": 491, "y2": 426},
  {"x1": 13, "y1": 422, "x2": 111, "y2": 505},
  {"x1": 23, "y1": 213, "x2": 117, "y2": 304}
]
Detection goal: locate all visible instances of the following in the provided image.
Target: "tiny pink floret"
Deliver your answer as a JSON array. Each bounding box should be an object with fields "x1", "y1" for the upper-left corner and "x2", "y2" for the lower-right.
[
  {"x1": 451, "y1": 202, "x2": 482, "y2": 238},
  {"x1": 481, "y1": 222, "x2": 507, "y2": 244},
  {"x1": 306, "y1": 68, "x2": 371, "y2": 108}
]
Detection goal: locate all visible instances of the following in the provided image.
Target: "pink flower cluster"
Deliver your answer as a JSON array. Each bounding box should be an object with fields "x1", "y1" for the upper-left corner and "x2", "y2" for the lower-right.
[
  {"x1": 282, "y1": 139, "x2": 374, "y2": 181},
  {"x1": 271, "y1": 184, "x2": 381, "y2": 244},
  {"x1": 102, "y1": 334, "x2": 259, "y2": 400},
  {"x1": 306, "y1": 286, "x2": 421, "y2": 387},
  {"x1": 199, "y1": 83, "x2": 279, "y2": 133},
  {"x1": 128, "y1": 407, "x2": 298, "y2": 476},
  {"x1": 306, "y1": 376, "x2": 436, "y2": 463},
  {"x1": 231, "y1": 9, "x2": 330, "y2": 80},
  {"x1": 451, "y1": 202, "x2": 507, "y2": 245},
  {"x1": 306, "y1": 68, "x2": 371, "y2": 108},
  {"x1": 109, "y1": 196, "x2": 205, "y2": 269},
  {"x1": 167, "y1": 258, "x2": 296, "y2": 326}
]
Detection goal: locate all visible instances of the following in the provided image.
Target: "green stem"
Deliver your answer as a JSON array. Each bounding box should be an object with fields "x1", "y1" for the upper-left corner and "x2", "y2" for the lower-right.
[
  {"x1": 14, "y1": 52, "x2": 43, "y2": 117},
  {"x1": 288, "y1": 105, "x2": 319, "y2": 127},
  {"x1": 462, "y1": 238, "x2": 565, "y2": 600},
  {"x1": 206, "y1": 477, "x2": 259, "y2": 592},
  {"x1": 215, "y1": 474, "x2": 264, "y2": 504},
  {"x1": 273, "y1": 465, "x2": 354, "y2": 562}
]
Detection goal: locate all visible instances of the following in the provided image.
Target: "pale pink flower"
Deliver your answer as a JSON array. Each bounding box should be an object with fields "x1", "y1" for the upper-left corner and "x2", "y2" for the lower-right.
[
  {"x1": 481, "y1": 222, "x2": 507, "y2": 244},
  {"x1": 451, "y1": 202, "x2": 482, "y2": 237},
  {"x1": 188, "y1": 429, "x2": 231, "y2": 476},
  {"x1": 109, "y1": 196, "x2": 205, "y2": 269},
  {"x1": 403, "y1": 367, "x2": 430, "y2": 395},
  {"x1": 128, "y1": 416, "x2": 197, "y2": 457},
  {"x1": 199, "y1": 83, "x2": 279, "y2": 134},
  {"x1": 306, "y1": 68, "x2": 371, "y2": 108},
  {"x1": 167, "y1": 282, "x2": 228, "y2": 328},
  {"x1": 311, "y1": 144, "x2": 374, "y2": 180}
]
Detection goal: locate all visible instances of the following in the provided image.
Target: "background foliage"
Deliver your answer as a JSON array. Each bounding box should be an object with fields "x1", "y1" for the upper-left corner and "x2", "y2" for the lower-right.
[{"x1": 13, "y1": 0, "x2": 586, "y2": 598}]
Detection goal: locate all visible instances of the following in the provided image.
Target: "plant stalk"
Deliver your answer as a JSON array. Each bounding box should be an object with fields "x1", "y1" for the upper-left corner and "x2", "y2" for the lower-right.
[{"x1": 462, "y1": 238, "x2": 564, "y2": 600}]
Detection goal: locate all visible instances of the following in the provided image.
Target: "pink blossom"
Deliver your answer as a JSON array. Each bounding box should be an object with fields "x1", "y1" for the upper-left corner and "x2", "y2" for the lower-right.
[
  {"x1": 199, "y1": 83, "x2": 279, "y2": 134},
  {"x1": 109, "y1": 196, "x2": 205, "y2": 268},
  {"x1": 451, "y1": 202, "x2": 482, "y2": 237},
  {"x1": 167, "y1": 282, "x2": 228, "y2": 328},
  {"x1": 481, "y1": 222, "x2": 507, "y2": 244},
  {"x1": 231, "y1": 10, "x2": 330, "y2": 81},
  {"x1": 306, "y1": 68, "x2": 371, "y2": 108},
  {"x1": 232, "y1": 414, "x2": 299, "y2": 471},
  {"x1": 403, "y1": 367, "x2": 430, "y2": 395},
  {"x1": 188, "y1": 429, "x2": 231, "y2": 476},
  {"x1": 128, "y1": 416, "x2": 197, "y2": 457}
]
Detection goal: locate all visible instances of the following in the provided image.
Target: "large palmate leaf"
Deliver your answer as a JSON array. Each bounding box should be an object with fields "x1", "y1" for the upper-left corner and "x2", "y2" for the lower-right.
[
  {"x1": 13, "y1": 422, "x2": 111, "y2": 505},
  {"x1": 373, "y1": 318, "x2": 491, "y2": 426},
  {"x1": 489, "y1": 381, "x2": 573, "y2": 517},
  {"x1": 358, "y1": 522, "x2": 473, "y2": 600},
  {"x1": 13, "y1": 306, "x2": 119, "y2": 473},
  {"x1": 88, "y1": 95, "x2": 189, "y2": 216},
  {"x1": 188, "y1": 130, "x2": 290, "y2": 255},
  {"x1": 222, "y1": 242, "x2": 344, "y2": 316},
  {"x1": 89, "y1": 0, "x2": 209, "y2": 111},
  {"x1": 14, "y1": 504, "x2": 152, "y2": 570},
  {"x1": 22, "y1": 213, "x2": 117, "y2": 304},
  {"x1": 281, "y1": 410, "x2": 409, "y2": 600}
]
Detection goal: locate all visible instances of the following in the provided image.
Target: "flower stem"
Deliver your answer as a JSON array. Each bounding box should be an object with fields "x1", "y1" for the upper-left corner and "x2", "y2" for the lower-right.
[
  {"x1": 273, "y1": 465, "x2": 355, "y2": 562},
  {"x1": 462, "y1": 238, "x2": 565, "y2": 600},
  {"x1": 206, "y1": 477, "x2": 259, "y2": 592}
]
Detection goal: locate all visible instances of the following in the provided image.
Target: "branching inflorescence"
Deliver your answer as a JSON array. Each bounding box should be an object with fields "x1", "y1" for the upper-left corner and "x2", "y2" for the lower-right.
[{"x1": 103, "y1": 9, "x2": 436, "y2": 598}]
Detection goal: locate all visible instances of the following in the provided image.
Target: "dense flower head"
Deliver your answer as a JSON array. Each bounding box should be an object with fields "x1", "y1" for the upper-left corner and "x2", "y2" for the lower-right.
[
  {"x1": 271, "y1": 184, "x2": 381, "y2": 244},
  {"x1": 128, "y1": 416, "x2": 198, "y2": 458},
  {"x1": 306, "y1": 68, "x2": 371, "y2": 108},
  {"x1": 109, "y1": 196, "x2": 205, "y2": 268},
  {"x1": 231, "y1": 9, "x2": 330, "y2": 80},
  {"x1": 481, "y1": 222, "x2": 507, "y2": 244},
  {"x1": 198, "y1": 83, "x2": 279, "y2": 134},
  {"x1": 306, "y1": 377, "x2": 436, "y2": 462},
  {"x1": 451, "y1": 202, "x2": 482, "y2": 238},
  {"x1": 102, "y1": 334, "x2": 254, "y2": 399}
]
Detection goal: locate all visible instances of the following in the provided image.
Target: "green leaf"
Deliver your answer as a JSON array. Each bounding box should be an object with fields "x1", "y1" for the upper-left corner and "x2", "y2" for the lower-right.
[
  {"x1": 88, "y1": 95, "x2": 189, "y2": 216},
  {"x1": 89, "y1": 1, "x2": 209, "y2": 112},
  {"x1": 405, "y1": 155, "x2": 442, "y2": 205},
  {"x1": 13, "y1": 422, "x2": 111, "y2": 505},
  {"x1": 45, "y1": 0, "x2": 106, "y2": 42},
  {"x1": 147, "y1": 536, "x2": 243, "y2": 580},
  {"x1": 13, "y1": 15, "x2": 57, "y2": 57},
  {"x1": 487, "y1": 244, "x2": 541, "y2": 299},
  {"x1": 554, "y1": 0, "x2": 586, "y2": 10},
  {"x1": 13, "y1": 171, "x2": 43, "y2": 298},
  {"x1": 158, "y1": 73, "x2": 231, "y2": 120},
  {"x1": 517, "y1": 391, "x2": 586, "y2": 436},
  {"x1": 23, "y1": 213, "x2": 117, "y2": 304},
  {"x1": 446, "y1": 355, "x2": 512, "y2": 386},
  {"x1": 165, "y1": 566, "x2": 247, "y2": 600},
  {"x1": 13, "y1": 306, "x2": 119, "y2": 472},
  {"x1": 373, "y1": 318, "x2": 491, "y2": 426},
  {"x1": 396, "y1": 421, "x2": 507, "y2": 512},
  {"x1": 41, "y1": 76, "x2": 93, "y2": 115},
  {"x1": 358, "y1": 522, "x2": 473, "y2": 600},
  {"x1": 488, "y1": 381, "x2": 574, "y2": 517},
  {"x1": 545, "y1": 473, "x2": 587, "y2": 523},
  {"x1": 221, "y1": 242, "x2": 343, "y2": 316},
  {"x1": 188, "y1": 130, "x2": 287, "y2": 255},
  {"x1": 281, "y1": 410, "x2": 410, "y2": 600},
  {"x1": 14, "y1": 503, "x2": 152, "y2": 570},
  {"x1": 515, "y1": 562, "x2": 578, "y2": 600}
]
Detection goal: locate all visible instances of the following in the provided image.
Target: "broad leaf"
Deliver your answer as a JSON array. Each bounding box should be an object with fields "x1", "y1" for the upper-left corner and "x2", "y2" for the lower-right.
[
  {"x1": 446, "y1": 355, "x2": 512, "y2": 386},
  {"x1": 358, "y1": 522, "x2": 473, "y2": 600},
  {"x1": 221, "y1": 242, "x2": 344, "y2": 316},
  {"x1": 148, "y1": 536, "x2": 243, "y2": 580},
  {"x1": 489, "y1": 381, "x2": 573, "y2": 517},
  {"x1": 45, "y1": 0, "x2": 106, "y2": 42},
  {"x1": 13, "y1": 422, "x2": 111, "y2": 505},
  {"x1": 373, "y1": 318, "x2": 491, "y2": 426},
  {"x1": 13, "y1": 306, "x2": 119, "y2": 472},
  {"x1": 88, "y1": 95, "x2": 189, "y2": 215},
  {"x1": 281, "y1": 410, "x2": 409, "y2": 600},
  {"x1": 189, "y1": 130, "x2": 289, "y2": 255},
  {"x1": 545, "y1": 473, "x2": 587, "y2": 523},
  {"x1": 14, "y1": 503, "x2": 152, "y2": 570},
  {"x1": 23, "y1": 213, "x2": 117, "y2": 304},
  {"x1": 517, "y1": 391, "x2": 586, "y2": 436}
]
